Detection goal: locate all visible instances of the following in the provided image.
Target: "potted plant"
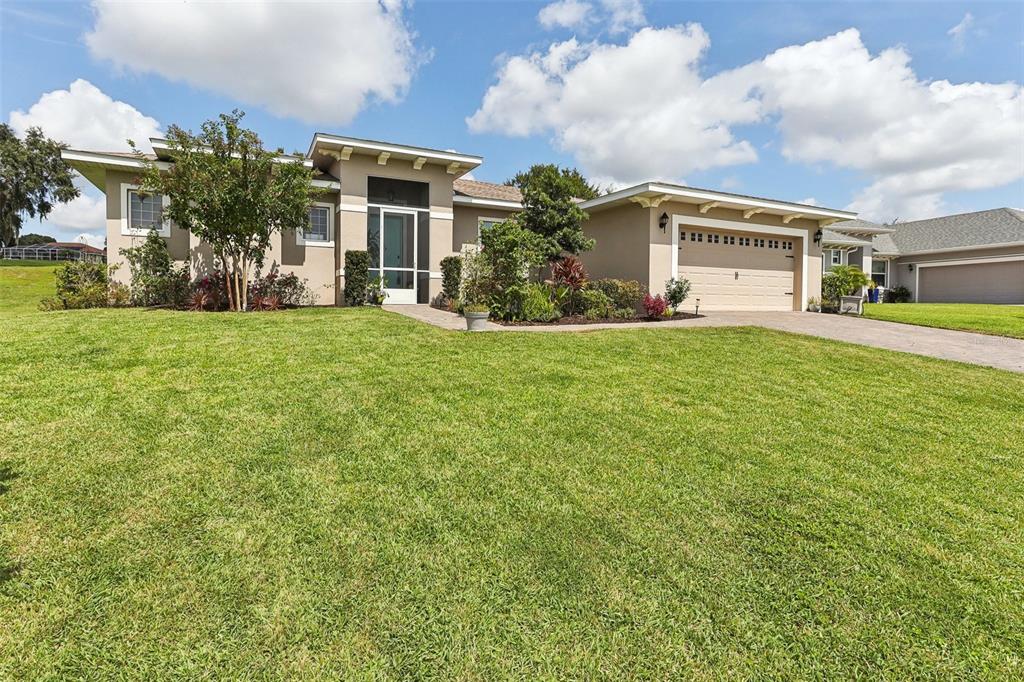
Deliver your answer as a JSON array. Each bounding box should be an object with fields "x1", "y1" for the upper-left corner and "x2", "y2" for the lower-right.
[
  {"x1": 366, "y1": 275, "x2": 387, "y2": 306},
  {"x1": 807, "y1": 296, "x2": 820, "y2": 313},
  {"x1": 822, "y1": 265, "x2": 870, "y2": 315},
  {"x1": 463, "y1": 302, "x2": 490, "y2": 331}
]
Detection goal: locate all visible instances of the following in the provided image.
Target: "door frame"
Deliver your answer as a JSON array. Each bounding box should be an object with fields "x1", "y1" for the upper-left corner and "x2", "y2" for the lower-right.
[{"x1": 370, "y1": 203, "x2": 419, "y2": 304}]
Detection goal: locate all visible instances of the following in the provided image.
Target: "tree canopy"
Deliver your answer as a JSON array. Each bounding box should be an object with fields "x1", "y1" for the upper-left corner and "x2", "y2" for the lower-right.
[
  {"x1": 506, "y1": 164, "x2": 595, "y2": 262},
  {"x1": 0, "y1": 124, "x2": 79, "y2": 246},
  {"x1": 133, "y1": 110, "x2": 315, "y2": 311},
  {"x1": 507, "y1": 164, "x2": 599, "y2": 201}
]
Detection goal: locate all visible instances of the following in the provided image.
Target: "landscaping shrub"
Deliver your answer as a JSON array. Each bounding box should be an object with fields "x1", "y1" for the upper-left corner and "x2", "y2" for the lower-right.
[
  {"x1": 119, "y1": 229, "x2": 190, "y2": 307},
  {"x1": 642, "y1": 293, "x2": 668, "y2": 318},
  {"x1": 590, "y1": 278, "x2": 644, "y2": 313},
  {"x1": 478, "y1": 218, "x2": 547, "y2": 320},
  {"x1": 39, "y1": 260, "x2": 122, "y2": 310},
  {"x1": 189, "y1": 272, "x2": 228, "y2": 311},
  {"x1": 551, "y1": 255, "x2": 588, "y2": 315},
  {"x1": 578, "y1": 288, "x2": 612, "y2": 319},
  {"x1": 344, "y1": 250, "x2": 369, "y2": 306},
  {"x1": 884, "y1": 285, "x2": 912, "y2": 303},
  {"x1": 459, "y1": 248, "x2": 493, "y2": 311},
  {"x1": 822, "y1": 265, "x2": 870, "y2": 306},
  {"x1": 664, "y1": 277, "x2": 691, "y2": 311},
  {"x1": 520, "y1": 282, "x2": 560, "y2": 322},
  {"x1": 250, "y1": 270, "x2": 317, "y2": 308},
  {"x1": 440, "y1": 255, "x2": 461, "y2": 302}
]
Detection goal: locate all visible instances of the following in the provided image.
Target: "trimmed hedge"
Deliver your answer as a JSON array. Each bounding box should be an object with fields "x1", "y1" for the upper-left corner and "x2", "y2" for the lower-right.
[
  {"x1": 344, "y1": 250, "x2": 369, "y2": 306},
  {"x1": 440, "y1": 255, "x2": 461, "y2": 302}
]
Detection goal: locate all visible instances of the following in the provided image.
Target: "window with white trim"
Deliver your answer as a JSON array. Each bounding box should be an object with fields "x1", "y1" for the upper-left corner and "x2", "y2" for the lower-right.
[
  {"x1": 871, "y1": 259, "x2": 888, "y2": 287},
  {"x1": 739, "y1": 237, "x2": 750, "y2": 246},
  {"x1": 122, "y1": 184, "x2": 169, "y2": 237},
  {"x1": 831, "y1": 250, "x2": 842, "y2": 265},
  {"x1": 708, "y1": 233, "x2": 719, "y2": 244},
  {"x1": 298, "y1": 203, "x2": 334, "y2": 246}
]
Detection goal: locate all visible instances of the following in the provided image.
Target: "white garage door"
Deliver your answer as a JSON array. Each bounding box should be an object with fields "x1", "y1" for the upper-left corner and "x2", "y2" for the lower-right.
[{"x1": 678, "y1": 229, "x2": 795, "y2": 311}]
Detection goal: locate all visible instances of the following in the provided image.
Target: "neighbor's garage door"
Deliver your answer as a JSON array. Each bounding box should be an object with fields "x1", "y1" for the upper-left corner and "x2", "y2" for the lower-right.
[
  {"x1": 919, "y1": 260, "x2": 1024, "y2": 304},
  {"x1": 678, "y1": 229, "x2": 795, "y2": 311}
]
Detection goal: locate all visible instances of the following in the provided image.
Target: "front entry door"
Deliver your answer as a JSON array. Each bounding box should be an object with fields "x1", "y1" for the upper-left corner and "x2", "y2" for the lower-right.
[{"x1": 381, "y1": 210, "x2": 417, "y2": 304}]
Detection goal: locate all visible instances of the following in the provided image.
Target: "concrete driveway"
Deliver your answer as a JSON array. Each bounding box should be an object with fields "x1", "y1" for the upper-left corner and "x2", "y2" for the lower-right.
[{"x1": 385, "y1": 305, "x2": 1024, "y2": 373}]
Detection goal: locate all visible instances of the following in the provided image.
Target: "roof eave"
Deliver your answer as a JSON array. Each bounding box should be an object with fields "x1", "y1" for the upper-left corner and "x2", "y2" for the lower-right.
[
  {"x1": 580, "y1": 182, "x2": 856, "y2": 223},
  {"x1": 308, "y1": 133, "x2": 483, "y2": 175},
  {"x1": 452, "y1": 195, "x2": 522, "y2": 210}
]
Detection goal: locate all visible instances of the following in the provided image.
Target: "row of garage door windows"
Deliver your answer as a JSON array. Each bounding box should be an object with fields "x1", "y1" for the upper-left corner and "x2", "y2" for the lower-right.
[{"x1": 681, "y1": 231, "x2": 793, "y2": 251}]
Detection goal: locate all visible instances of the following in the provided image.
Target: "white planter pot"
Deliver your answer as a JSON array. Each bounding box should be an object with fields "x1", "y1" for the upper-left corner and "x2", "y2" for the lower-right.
[
  {"x1": 839, "y1": 295, "x2": 863, "y2": 315},
  {"x1": 464, "y1": 311, "x2": 490, "y2": 331}
]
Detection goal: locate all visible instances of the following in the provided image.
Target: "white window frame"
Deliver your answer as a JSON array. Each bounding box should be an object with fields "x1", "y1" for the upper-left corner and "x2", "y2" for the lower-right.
[
  {"x1": 121, "y1": 183, "x2": 170, "y2": 237},
  {"x1": 476, "y1": 216, "x2": 504, "y2": 242},
  {"x1": 297, "y1": 202, "x2": 335, "y2": 247},
  {"x1": 830, "y1": 249, "x2": 843, "y2": 265},
  {"x1": 871, "y1": 259, "x2": 888, "y2": 287}
]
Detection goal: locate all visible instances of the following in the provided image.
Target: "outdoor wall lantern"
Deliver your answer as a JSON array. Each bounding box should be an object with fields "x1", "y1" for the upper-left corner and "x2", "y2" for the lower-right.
[
  {"x1": 813, "y1": 228, "x2": 823, "y2": 245},
  {"x1": 659, "y1": 212, "x2": 669, "y2": 233},
  {"x1": 908, "y1": 264, "x2": 914, "y2": 271}
]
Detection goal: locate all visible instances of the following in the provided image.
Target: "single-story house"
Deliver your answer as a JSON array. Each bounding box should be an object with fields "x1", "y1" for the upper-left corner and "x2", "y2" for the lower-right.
[
  {"x1": 65, "y1": 131, "x2": 1015, "y2": 310},
  {"x1": 826, "y1": 208, "x2": 1024, "y2": 304},
  {"x1": 0, "y1": 241, "x2": 106, "y2": 263}
]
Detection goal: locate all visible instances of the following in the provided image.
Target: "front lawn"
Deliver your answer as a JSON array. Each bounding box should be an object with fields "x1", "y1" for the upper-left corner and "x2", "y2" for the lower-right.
[
  {"x1": 864, "y1": 302, "x2": 1024, "y2": 339},
  {"x1": 1, "y1": 307, "x2": 1021, "y2": 678},
  {"x1": 0, "y1": 261, "x2": 57, "y2": 313}
]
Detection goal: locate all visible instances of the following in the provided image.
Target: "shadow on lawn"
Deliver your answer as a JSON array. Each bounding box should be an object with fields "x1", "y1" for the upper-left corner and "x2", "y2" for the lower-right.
[{"x1": 0, "y1": 463, "x2": 21, "y2": 589}]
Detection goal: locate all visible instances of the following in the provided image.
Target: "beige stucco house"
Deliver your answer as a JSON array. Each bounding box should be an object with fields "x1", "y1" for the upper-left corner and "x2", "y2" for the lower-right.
[
  {"x1": 824, "y1": 209, "x2": 1024, "y2": 304},
  {"x1": 63, "y1": 132, "x2": 895, "y2": 311}
]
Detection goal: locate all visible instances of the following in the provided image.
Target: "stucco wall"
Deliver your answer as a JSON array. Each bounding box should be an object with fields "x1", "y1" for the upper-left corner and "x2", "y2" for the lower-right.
[
  {"x1": 451, "y1": 205, "x2": 516, "y2": 252},
  {"x1": 103, "y1": 170, "x2": 339, "y2": 305},
  {"x1": 579, "y1": 203, "x2": 651, "y2": 285},
  {"x1": 888, "y1": 245, "x2": 1024, "y2": 301},
  {"x1": 331, "y1": 154, "x2": 456, "y2": 304},
  {"x1": 104, "y1": 170, "x2": 189, "y2": 286}
]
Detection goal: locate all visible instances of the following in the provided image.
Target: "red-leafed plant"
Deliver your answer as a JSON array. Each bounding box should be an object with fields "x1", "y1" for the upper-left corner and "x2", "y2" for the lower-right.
[
  {"x1": 551, "y1": 255, "x2": 587, "y2": 291},
  {"x1": 643, "y1": 293, "x2": 668, "y2": 318},
  {"x1": 551, "y1": 255, "x2": 588, "y2": 315}
]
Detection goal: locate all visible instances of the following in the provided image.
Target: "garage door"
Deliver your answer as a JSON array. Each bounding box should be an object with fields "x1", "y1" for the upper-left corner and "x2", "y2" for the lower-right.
[
  {"x1": 919, "y1": 260, "x2": 1024, "y2": 303},
  {"x1": 678, "y1": 229, "x2": 795, "y2": 311}
]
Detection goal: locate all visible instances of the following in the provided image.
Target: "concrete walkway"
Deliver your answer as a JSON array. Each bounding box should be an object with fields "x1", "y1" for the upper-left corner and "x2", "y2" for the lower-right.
[{"x1": 384, "y1": 305, "x2": 1024, "y2": 373}]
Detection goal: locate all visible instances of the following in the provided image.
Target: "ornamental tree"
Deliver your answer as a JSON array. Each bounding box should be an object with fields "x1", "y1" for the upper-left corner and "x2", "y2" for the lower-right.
[
  {"x1": 508, "y1": 164, "x2": 595, "y2": 262},
  {"x1": 132, "y1": 110, "x2": 315, "y2": 311},
  {"x1": 0, "y1": 124, "x2": 79, "y2": 246}
]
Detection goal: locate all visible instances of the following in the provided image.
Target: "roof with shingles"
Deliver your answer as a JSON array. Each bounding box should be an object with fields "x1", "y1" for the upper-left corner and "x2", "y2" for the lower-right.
[
  {"x1": 871, "y1": 208, "x2": 1024, "y2": 255},
  {"x1": 453, "y1": 178, "x2": 522, "y2": 203}
]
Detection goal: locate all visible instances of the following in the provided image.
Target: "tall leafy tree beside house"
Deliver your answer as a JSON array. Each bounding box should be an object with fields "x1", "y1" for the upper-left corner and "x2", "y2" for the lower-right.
[
  {"x1": 506, "y1": 164, "x2": 596, "y2": 262},
  {"x1": 0, "y1": 124, "x2": 79, "y2": 246},
  {"x1": 133, "y1": 111, "x2": 315, "y2": 311}
]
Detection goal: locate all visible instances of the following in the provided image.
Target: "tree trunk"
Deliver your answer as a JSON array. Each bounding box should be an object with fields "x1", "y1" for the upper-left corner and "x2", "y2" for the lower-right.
[
  {"x1": 240, "y1": 254, "x2": 249, "y2": 311},
  {"x1": 219, "y1": 249, "x2": 235, "y2": 311}
]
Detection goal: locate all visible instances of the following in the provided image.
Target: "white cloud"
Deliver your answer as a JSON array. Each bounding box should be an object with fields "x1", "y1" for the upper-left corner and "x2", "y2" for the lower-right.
[
  {"x1": 948, "y1": 12, "x2": 974, "y2": 53},
  {"x1": 601, "y1": 0, "x2": 645, "y2": 34},
  {"x1": 799, "y1": 197, "x2": 817, "y2": 206},
  {"x1": 470, "y1": 26, "x2": 1024, "y2": 221},
  {"x1": 8, "y1": 79, "x2": 161, "y2": 151},
  {"x1": 73, "y1": 232, "x2": 105, "y2": 248},
  {"x1": 85, "y1": 0, "x2": 423, "y2": 125},
  {"x1": 468, "y1": 25, "x2": 759, "y2": 185},
  {"x1": 539, "y1": 0, "x2": 592, "y2": 30},
  {"x1": 749, "y1": 29, "x2": 1023, "y2": 219}
]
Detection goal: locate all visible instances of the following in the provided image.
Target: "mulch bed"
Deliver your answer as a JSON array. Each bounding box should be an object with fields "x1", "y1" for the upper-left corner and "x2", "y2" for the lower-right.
[{"x1": 495, "y1": 312, "x2": 703, "y2": 326}]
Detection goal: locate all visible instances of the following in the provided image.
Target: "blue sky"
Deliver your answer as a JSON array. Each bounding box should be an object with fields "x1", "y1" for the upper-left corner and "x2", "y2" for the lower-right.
[{"x1": 2, "y1": 0, "x2": 1021, "y2": 245}]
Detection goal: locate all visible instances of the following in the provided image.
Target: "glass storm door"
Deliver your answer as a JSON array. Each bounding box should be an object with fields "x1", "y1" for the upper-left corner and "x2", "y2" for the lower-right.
[{"x1": 381, "y1": 209, "x2": 417, "y2": 304}]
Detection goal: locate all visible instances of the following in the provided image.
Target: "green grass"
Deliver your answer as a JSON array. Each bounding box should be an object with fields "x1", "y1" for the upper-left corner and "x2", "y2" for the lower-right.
[
  {"x1": 0, "y1": 261, "x2": 57, "y2": 312},
  {"x1": 864, "y1": 302, "x2": 1024, "y2": 339},
  {"x1": 1, "y1": 307, "x2": 1021, "y2": 679}
]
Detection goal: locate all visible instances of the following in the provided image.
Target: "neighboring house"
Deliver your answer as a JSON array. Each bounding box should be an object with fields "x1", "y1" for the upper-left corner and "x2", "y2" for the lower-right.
[
  {"x1": 63, "y1": 131, "x2": 882, "y2": 311},
  {"x1": 828, "y1": 208, "x2": 1024, "y2": 304}
]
